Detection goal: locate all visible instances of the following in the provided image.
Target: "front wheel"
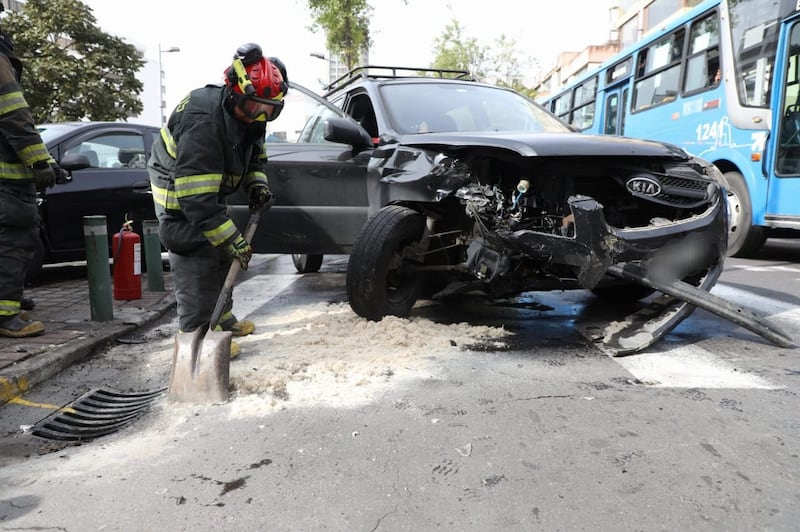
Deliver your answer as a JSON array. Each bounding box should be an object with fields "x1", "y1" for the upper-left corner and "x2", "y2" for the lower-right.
[
  {"x1": 346, "y1": 206, "x2": 426, "y2": 321},
  {"x1": 725, "y1": 170, "x2": 766, "y2": 257}
]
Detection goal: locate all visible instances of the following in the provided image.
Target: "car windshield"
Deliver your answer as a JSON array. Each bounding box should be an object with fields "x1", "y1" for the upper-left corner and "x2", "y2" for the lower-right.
[{"x1": 380, "y1": 82, "x2": 570, "y2": 135}]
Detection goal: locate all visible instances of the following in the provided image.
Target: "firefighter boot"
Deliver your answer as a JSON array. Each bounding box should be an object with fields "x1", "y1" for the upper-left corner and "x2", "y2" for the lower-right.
[
  {"x1": 0, "y1": 314, "x2": 45, "y2": 338},
  {"x1": 230, "y1": 341, "x2": 241, "y2": 359},
  {"x1": 212, "y1": 324, "x2": 241, "y2": 359},
  {"x1": 219, "y1": 313, "x2": 255, "y2": 337}
]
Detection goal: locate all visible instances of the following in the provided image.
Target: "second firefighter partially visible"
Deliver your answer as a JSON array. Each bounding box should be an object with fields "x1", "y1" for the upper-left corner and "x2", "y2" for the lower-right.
[{"x1": 147, "y1": 43, "x2": 287, "y2": 358}]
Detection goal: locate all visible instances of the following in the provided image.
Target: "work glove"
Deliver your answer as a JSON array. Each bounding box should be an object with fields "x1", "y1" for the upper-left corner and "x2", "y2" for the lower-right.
[
  {"x1": 248, "y1": 182, "x2": 273, "y2": 211},
  {"x1": 31, "y1": 160, "x2": 57, "y2": 191},
  {"x1": 225, "y1": 234, "x2": 253, "y2": 270}
]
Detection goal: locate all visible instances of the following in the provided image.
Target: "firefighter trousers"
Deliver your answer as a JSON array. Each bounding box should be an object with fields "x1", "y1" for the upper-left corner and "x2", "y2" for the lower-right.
[
  {"x1": 168, "y1": 244, "x2": 234, "y2": 333},
  {"x1": 0, "y1": 184, "x2": 39, "y2": 318}
]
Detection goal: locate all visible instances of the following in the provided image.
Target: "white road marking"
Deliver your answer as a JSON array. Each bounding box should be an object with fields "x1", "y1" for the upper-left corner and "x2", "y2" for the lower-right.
[
  {"x1": 232, "y1": 274, "x2": 299, "y2": 320},
  {"x1": 610, "y1": 283, "x2": 798, "y2": 389},
  {"x1": 614, "y1": 346, "x2": 782, "y2": 389},
  {"x1": 724, "y1": 265, "x2": 800, "y2": 273}
]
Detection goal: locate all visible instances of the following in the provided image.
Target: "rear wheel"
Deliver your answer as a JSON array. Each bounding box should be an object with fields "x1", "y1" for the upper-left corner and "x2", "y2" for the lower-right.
[
  {"x1": 725, "y1": 170, "x2": 767, "y2": 257},
  {"x1": 291, "y1": 254, "x2": 323, "y2": 273},
  {"x1": 346, "y1": 206, "x2": 426, "y2": 321}
]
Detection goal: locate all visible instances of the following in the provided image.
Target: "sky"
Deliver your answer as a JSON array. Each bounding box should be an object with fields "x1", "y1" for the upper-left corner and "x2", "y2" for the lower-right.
[{"x1": 82, "y1": 0, "x2": 612, "y2": 122}]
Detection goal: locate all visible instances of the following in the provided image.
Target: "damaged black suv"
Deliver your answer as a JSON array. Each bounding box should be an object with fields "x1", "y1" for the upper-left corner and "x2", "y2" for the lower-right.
[{"x1": 229, "y1": 66, "x2": 791, "y2": 354}]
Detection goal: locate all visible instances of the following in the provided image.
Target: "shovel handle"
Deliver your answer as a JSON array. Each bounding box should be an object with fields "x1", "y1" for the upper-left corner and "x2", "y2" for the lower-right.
[{"x1": 208, "y1": 209, "x2": 261, "y2": 330}]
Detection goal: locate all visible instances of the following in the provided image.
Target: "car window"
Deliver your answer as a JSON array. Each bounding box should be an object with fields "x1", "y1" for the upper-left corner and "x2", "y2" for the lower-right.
[
  {"x1": 64, "y1": 132, "x2": 148, "y2": 169},
  {"x1": 266, "y1": 82, "x2": 350, "y2": 144},
  {"x1": 380, "y1": 82, "x2": 570, "y2": 134}
]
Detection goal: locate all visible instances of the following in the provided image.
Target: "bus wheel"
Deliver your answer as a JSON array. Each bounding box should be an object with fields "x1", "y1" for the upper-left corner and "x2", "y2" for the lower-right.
[{"x1": 724, "y1": 170, "x2": 767, "y2": 258}]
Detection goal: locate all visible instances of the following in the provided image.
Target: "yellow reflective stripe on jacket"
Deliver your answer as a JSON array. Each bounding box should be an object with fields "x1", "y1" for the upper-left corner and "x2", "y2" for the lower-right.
[
  {"x1": 150, "y1": 183, "x2": 181, "y2": 210},
  {"x1": 258, "y1": 141, "x2": 267, "y2": 161},
  {"x1": 202, "y1": 219, "x2": 238, "y2": 246},
  {"x1": 0, "y1": 160, "x2": 31, "y2": 180},
  {"x1": 174, "y1": 174, "x2": 223, "y2": 197},
  {"x1": 0, "y1": 90, "x2": 28, "y2": 116},
  {"x1": 17, "y1": 142, "x2": 51, "y2": 166},
  {"x1": 0, "y1": 299, "x2": 20, "y2": 316},
  {"x1": 160, "y1": 126, "x2": 177, "y2": 159},
  {"x1": 246, "y1": 170, "x2": 267, "y2": 181}
]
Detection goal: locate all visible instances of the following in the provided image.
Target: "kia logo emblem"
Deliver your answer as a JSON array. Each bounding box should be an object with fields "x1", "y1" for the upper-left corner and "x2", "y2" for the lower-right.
[{"x1": 626, "y1": 176, "x2": 662, "y2": 196}]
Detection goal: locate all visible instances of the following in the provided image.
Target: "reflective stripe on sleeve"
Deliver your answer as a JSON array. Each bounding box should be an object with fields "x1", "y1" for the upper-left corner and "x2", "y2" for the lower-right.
[
  {"x1": 0, "y1": 90, "x2": 28, "y2": 116},
  {"x1": 174, "y1": 174, "x2": 223, "y2": 198},
  {"x1": 150, "y1": 183, "x2": 181, "y2": 210},
  {"x1": 160, "y1": 127, "x2": 177, "y2": 158},
  {"x1": 202, "y1": 219, "x2": 238, "y2": 246}
]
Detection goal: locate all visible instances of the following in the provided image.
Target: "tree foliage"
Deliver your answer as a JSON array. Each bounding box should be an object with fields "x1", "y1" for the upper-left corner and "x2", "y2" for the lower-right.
[
  {"x1": 429, "y1": 20, "x2": 487, "y2": 79},
  {"x1": 430, "y1": 18, "x2": 537, "y2": 98},
  {"x1": 307, "y1": 0, "x2": 373, "y2": 70},
  {"x1": 3, "y1": 0, "x2": 144, "y2": 123}
]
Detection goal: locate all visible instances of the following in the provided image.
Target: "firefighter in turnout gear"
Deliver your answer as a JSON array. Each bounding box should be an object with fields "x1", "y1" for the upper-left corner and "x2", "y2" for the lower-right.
[
  {"x1": 147, "y1": 43, "x2": 286, "y2": 358},
  {"x1": 0, "y1": 13, "x2": 67, "y2": 338}
]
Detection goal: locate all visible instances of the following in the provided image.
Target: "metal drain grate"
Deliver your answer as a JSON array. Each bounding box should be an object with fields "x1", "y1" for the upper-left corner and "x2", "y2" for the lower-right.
[{"x1": 32, "y1": 387, "x2": 166, "y2": 442}]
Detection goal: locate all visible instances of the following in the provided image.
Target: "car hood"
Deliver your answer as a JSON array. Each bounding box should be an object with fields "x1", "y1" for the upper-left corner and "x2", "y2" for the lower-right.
[{"x1": 395, "y1": 131, "x2": 689, "y2": 159}]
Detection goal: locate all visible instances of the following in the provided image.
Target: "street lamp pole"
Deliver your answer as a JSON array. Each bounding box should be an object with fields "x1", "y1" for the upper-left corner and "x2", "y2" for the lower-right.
[
  {"x1": 310, "y1": 52, "x2": 332, "y2": 88},
  {"x1": 158, "y1": 43, "x2": 180, "y2": 126}
]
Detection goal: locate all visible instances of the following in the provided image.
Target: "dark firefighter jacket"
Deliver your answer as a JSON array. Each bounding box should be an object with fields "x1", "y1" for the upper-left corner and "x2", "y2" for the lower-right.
[
  {"x1": 0, "y1": 54, "x2": 54, "y2": 186},
  {"x1": 148, "y1": 85, "x2": 268, "y2": 254}
]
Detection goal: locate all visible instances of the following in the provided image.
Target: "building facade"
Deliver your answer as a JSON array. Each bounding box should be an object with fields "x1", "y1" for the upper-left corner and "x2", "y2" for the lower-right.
[{"x1": 534, "y1": 0, "x2": 706, "y2": 101}]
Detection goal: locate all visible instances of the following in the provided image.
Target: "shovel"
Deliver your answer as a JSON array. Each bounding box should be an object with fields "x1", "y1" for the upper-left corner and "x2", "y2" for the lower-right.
[{"x1": 168, "y1": 209, "x2": 261, "y2": 404}]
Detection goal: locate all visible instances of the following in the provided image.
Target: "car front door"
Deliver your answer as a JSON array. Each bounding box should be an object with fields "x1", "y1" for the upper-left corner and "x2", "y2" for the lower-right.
[{"x1": 228, "y1": 83, "x2": 373, "y2": 254}]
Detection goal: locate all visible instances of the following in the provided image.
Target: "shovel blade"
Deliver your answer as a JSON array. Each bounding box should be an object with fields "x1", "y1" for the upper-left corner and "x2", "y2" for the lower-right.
[{"x1": 168, "y1": 329, "x2": 231, "y2": 404}]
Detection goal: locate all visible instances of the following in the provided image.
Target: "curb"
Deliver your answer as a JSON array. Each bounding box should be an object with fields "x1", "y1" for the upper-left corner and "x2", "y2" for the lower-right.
[{"x1": 0, "y1": 297, "x2": 176, "y2": 406}]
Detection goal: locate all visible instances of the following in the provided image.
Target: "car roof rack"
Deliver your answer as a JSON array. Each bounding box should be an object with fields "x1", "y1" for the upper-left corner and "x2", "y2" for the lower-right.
[{"x1": 323, "y1": 65, "x2": 475, "y2": 94}]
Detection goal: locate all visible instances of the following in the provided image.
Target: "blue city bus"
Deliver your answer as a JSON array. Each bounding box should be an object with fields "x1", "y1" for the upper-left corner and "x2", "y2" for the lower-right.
[{"x1": 541, "y1": 0, "x2": 800, "y2": 257}]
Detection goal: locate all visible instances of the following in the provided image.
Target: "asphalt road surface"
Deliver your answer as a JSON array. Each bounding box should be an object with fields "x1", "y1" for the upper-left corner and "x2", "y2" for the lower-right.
[{"x1": 1, "y1": 242, "x2": 798, "y2": 531}]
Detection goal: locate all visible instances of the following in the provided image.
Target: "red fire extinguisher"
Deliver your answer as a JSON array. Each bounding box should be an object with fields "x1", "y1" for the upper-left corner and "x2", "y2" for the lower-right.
[{"x1": 113, "y1": 218, "x2": 142, "y2": 300}]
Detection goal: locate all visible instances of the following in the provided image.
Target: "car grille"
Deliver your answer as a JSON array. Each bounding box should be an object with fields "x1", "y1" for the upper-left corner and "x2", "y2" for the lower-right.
[{"x1": 651, "y1": 174, "x2": 710, "y2": 208}]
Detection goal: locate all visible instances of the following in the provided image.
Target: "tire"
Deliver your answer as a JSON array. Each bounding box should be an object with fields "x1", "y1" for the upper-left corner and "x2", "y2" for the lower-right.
[
  {"x1": 291, "y1": 254, "x2": 323, "y2": 273},
  {"x1": 725, "y1": 170, "x2": 767, "y2": 257},
  {"x1": 346, "y1": 205, "x2": 426, "y2": 321}
]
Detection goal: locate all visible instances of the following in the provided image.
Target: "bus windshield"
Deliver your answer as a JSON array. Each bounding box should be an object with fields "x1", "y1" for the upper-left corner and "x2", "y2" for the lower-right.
[{"x1": 728, "y1": 0, "x2": 782, "y2": 107}]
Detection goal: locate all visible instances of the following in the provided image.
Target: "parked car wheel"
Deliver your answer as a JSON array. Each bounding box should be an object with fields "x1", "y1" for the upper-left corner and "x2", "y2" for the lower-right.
[
  {"x1": 291, "y1": 254, "x2": 323, "y2": 273},
  {"x1": 725, "y1": 170, "x2": 767, "y2": 257},
  {"x1": 346, "y1": 206, "x2": 426, "y2": 321}
]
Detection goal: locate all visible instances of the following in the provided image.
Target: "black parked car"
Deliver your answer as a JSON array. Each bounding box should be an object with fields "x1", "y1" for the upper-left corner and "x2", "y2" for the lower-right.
[
  {"x1": 223, "y1": 67, "x2": 745, "y2": 354},
  {"x1": 29, "y1": 121, "x2": 160, "y2": 280}
]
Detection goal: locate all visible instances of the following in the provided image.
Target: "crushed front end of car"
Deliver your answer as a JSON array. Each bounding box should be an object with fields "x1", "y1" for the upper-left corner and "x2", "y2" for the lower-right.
[{"x1": 347, "y1": 132, "x2": 793, "y2": 353}]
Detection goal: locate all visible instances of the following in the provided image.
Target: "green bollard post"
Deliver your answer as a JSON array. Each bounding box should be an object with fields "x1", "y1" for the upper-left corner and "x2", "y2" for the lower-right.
[
  {"x1": 142, "y1": 220, "x2": 164, "y2": 291},
  {"x1": 83, "y1": 215, "x2": 113, "y2": 322}
]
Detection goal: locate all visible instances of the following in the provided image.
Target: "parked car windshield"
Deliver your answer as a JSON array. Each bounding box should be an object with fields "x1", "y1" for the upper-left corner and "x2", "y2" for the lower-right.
[{"x1": 380, "y1": 82, "x2": 571, "y2": 135}]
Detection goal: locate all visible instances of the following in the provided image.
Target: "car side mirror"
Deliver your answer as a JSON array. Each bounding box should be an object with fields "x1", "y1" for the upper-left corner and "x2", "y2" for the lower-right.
[
  {"x1": 59, "y1": 152, "x2": 93, "y2": 172},
  {"x1": 324, "y1": 117, "x2": 374, "y2": 153}
]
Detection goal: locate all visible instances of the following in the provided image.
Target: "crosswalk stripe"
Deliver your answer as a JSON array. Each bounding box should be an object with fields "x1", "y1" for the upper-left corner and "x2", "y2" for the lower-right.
[{"x1": 609, "y1": 282, "x2": 794, "y2": 389}]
